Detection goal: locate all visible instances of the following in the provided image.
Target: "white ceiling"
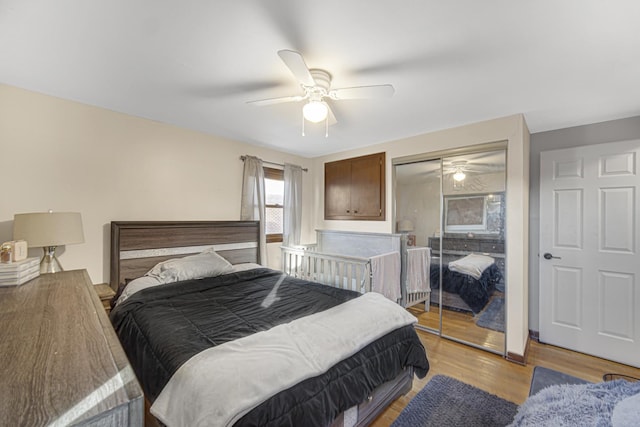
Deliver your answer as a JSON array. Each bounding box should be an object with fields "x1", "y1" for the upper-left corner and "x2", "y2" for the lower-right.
[
  {"x1": 1, "y1": 1, "x2": 639, "y2": 158},
  {"x1": 396, "y1": 150, "x2": 506, "y2": 184}
]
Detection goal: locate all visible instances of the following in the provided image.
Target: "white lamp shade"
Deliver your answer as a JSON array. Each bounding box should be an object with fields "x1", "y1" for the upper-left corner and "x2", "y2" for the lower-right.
[
  {"x1": 397, "y1": 220, "x2": 414, "y2": 232},
  {"x1": 13, "y1": 212, "x2": 85, "y2": 247},
  {"x1": 303, "y1": 101, "x2": 329, "y2": 123},
  {"x1": 453, "y1": 170, "x2": 466, "y2": 182}
]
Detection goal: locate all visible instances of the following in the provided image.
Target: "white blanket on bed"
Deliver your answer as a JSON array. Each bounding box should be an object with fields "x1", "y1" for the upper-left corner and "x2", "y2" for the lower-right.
[
  {"x1": 150, "y1": 292, "x2": 417, "y2": 427},
  {"x1": 448, "y1": 253, "x2": 494, "y2": 280}
]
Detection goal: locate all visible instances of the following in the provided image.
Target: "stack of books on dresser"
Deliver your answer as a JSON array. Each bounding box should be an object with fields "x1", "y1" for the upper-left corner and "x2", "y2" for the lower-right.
[{"x1": 0, "y1": 257, "x2": 40, "y2": 286}]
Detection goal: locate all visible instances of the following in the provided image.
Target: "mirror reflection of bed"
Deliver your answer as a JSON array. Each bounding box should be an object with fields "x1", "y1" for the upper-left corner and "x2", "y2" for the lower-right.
[
  {"x1": 409, "y1": 243, "x2": 506, "y2": 353},
  {"x1": 394, "y1": 148, "x2": 507, "y2": 355}
]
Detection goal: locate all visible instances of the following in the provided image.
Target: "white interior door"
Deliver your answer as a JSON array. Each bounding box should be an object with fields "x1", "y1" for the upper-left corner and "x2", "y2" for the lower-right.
[{"x1": 539, "y1": 139, "x2": 640, "y2": 367}]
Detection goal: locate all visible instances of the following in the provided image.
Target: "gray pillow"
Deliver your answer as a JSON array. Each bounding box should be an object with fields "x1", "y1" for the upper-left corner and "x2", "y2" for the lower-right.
[{"x1": 147, "y1": 249, "x2": 233, "y2": 283}]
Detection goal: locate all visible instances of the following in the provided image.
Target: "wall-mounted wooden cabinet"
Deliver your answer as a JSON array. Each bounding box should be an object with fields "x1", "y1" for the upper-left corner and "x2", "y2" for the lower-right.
[{"x1": 325, "y1": 152, "x2": 386, "y2": 220}]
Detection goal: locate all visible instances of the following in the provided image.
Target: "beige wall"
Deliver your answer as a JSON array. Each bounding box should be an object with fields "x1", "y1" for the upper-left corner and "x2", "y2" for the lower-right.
[
  {"x1": 396, "y1": 177, "x2": 440, "y2": 248},
  {"x1": 310, "y1": 115, "x2": 531, "y2": 359},
  {"x1": 0, "y1": 84, "x2": 313, "y2": 283},
  {"x1": 0, "y1": 83, "x2": 530, "y2": 359}
]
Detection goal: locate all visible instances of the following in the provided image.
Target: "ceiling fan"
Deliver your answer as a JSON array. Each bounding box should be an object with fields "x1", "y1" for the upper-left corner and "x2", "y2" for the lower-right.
[
  {"x1": 444, "y1": 161, "x2": 472, "y2": 182},
  {"x1": 247, "y1": 50, "x2": 395, "y2": 136},
  {"x1": 443, "y1": 158, "x2": 506, "y2": 182}
]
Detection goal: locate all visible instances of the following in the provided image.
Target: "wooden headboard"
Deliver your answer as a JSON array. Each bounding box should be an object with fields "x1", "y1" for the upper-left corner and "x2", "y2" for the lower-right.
[{"x1": 110, "y1": 221, "x2": 260, "y2": 290}]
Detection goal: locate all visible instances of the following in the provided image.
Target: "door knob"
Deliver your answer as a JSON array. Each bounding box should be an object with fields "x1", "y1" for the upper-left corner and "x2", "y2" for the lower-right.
[{"x1": 543, "y1": 252, "x2": 561, "y2": 260}]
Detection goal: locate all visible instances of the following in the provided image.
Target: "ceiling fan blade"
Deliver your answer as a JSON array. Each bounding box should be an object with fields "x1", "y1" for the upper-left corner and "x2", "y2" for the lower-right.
[
  {"x1": 278, "y1": 49, "x2": 316, "y2": 87},
  {"x1": 246, "y1": 95, "x2": 304, "y2": 106},
  {"x1": 329, "y1": 84, "x2": 395, "y2": 100},
  {"x1": 327, "y1": 103, "x2": 338, "y2": 126}
]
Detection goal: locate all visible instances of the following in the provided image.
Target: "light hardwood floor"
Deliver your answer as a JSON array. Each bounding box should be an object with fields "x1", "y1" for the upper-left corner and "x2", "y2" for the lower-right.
[
  {"x1": 371, "y1": 329, "x2": 640, "y2": 426},
  {"x1": 409, "y1": 302, "x2": 505, "y2": 353}
]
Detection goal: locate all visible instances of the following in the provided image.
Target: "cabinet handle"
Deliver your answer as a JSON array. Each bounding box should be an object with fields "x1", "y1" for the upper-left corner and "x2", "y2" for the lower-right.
[
  {"x1": 354, "y1": 210, "x2": 358, "y2": 213},
  {"x1": 346, "y1": 210, "x2": 350, "y2": 213}
]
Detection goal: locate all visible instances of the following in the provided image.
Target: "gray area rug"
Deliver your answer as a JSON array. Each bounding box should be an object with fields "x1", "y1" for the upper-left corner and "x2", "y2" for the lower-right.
[
  {"x1": 430, "y1": 289, "x2": 473, "y2": 314},
  {"x1": 475, "y1": 296, "x2": 505, "y2": 332},
  {"x1": 528, "y1": 366, "x2": 590, "y2": 396},
  {"x1": 391, "y1": 375, "x2": 518, "y2": 427}
]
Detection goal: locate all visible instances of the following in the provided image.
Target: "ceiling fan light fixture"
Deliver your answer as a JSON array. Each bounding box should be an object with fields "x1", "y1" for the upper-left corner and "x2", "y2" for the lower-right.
[
  {"x1": 302, "y1": 100, "x2": 328, "y2": 123},
  {"x1": 248, "y1": 50, "x2": 395, "y2": 136},
  {"x1": 453, "y1": 169, "x2": 466, "y2": 182}
]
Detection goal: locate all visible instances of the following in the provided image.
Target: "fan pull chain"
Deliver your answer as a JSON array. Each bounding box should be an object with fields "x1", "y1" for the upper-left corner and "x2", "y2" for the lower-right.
[{"x1": 301, "y1": 112, "x2": 305, "y2": 136}]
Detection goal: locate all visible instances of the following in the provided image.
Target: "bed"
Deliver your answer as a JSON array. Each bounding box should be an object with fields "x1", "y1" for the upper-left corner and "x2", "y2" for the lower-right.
[
  {"x1": 109, "y1": 221, "x2": 429, "y2": 427},
  {"x1": 429, "y1": 253, "x2": 503, "y2": 314},
  {"x1": 281, "y1": 229, "x2": 431, "y2": 309}
]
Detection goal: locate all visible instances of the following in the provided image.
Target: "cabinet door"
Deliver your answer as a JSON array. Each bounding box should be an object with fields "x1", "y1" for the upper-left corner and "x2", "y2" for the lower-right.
[
  {"x1": 350, "y1": 153, "x2": 385, "y2": 219},
  {"x1": 325, "y1": 159, "x2": 352, "y2": 218}
]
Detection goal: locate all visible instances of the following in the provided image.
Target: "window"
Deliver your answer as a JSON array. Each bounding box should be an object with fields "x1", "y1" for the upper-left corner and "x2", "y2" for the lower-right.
[
  {"x1": 264, "y1": 167, "x2": 284, "y2": 243},
  {"x1": 444, "y1": 193, "x2": 504, "y2": 234},
  {"x1": 444, "y1": 195, "x2": 486, "y2": 232}
]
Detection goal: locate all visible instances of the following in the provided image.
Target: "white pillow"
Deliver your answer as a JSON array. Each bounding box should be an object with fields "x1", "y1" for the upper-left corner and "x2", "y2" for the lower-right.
[
  {"x1": 448, "y1": 253, "x2": 494, "y2": 280},
  {"x1": 114, "y1": 250, "x2": 236, "y2": 307},
  {"x1": 229, "y1": 262, "x2": 263, "y2": 273},
  {"x1": 612, "y1": 391, "x2": 640, "y2": 427},
  {"x1": 116, "y1": 275, "x2": 163, "y2": 306},
  {"x1": 147, "y1": 249, "x2": 234, "y2": 283}
]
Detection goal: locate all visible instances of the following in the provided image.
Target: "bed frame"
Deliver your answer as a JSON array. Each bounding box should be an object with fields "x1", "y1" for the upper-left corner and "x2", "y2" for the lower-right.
[
  {"x1": 110, "y1": 220, "x2": 260, "y2": 291},
  {"x1": 109, "y1": 220, "x2": 414, "y2": 426}
]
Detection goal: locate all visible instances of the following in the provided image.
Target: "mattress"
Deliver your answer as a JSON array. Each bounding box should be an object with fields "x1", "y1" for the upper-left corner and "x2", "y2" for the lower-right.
[
  {"x1": 110, "y1": 267, "x2": 429, "y2": 426},
  {"x1": 430, "y1": 262, "x2": 502, "y2": 313}
]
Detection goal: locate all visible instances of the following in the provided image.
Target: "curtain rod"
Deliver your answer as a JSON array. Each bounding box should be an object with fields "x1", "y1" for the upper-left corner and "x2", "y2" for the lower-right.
[{"x1": 240, "y1": 156, "x2": 308, "y2": 172}]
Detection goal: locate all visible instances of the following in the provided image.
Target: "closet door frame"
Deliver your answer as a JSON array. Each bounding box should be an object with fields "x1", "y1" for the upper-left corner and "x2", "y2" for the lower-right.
[{"x1": 392, "y1": 141, "x2": 508, "y2": 356}]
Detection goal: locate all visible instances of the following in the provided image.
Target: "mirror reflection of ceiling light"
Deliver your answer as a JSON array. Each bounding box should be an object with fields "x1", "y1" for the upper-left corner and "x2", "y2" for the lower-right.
[
  {"x1": 302, "y1": 100, "x2": 328, "y2": 123},
  {"x1": 453, "y1": 169, "x2": 466, "y2": 181}
]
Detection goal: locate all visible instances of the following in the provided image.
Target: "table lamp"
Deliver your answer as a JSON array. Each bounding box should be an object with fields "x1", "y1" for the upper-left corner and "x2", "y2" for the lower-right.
[
  {"x1": 13, "y1": 211, "x2": 85, "y2": 273},
  {"x1": 397, "y1": 220, "x2": 414, "y2": 233},
  {"x1": 398, "y1": 220, "x2": 415, "y2": 247}
]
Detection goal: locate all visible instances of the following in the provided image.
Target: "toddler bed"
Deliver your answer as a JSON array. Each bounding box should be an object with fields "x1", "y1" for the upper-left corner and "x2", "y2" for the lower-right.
[
  {"x1": 281, "y1": 229, "x2": 431, "y2": 309},
  {"x1": 109, "y1": 221, "x2": 429, "y2": 427},
  {"x1": 429, "y1": 253, "x2": 503, "y2": 314}
]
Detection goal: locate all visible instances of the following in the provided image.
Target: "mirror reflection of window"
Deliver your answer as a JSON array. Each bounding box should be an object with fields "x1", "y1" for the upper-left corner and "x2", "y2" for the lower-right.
[
  {"x1": 445, "y1": 196, "x2": 486, "y2": 231},
  {"x1": 444, "y1": 193, "x2": 504, "y2": 235}
]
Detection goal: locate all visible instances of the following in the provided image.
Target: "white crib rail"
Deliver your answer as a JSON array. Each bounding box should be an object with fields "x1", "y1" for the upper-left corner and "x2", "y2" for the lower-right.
[
  {"x1": 405, "y1": 291, "x2": 430, "y2": 308},
  {"x1": 282, "y1": 246, "x2": 372, "y2": 293}
]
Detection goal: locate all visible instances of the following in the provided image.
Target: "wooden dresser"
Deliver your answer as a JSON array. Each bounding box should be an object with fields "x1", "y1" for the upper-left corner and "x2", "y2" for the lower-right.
[
  {"x1": 0, "y1": 270, "x2": 143, "y2": 426},
  {"x1": 428, "y1": 236, "x2": 506, "y2": 272},
  {"x1": 428, "y1": 236, "x2": 505, "y2": 255}
]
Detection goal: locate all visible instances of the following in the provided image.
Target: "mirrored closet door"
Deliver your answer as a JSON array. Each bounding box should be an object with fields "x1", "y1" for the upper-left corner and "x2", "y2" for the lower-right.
[
  {"x1": 395, "y1": 159, "x2": 442, "y2": 333},
  {"x1": 394, "y1": 147, "x2": 507, "y2": 355}
]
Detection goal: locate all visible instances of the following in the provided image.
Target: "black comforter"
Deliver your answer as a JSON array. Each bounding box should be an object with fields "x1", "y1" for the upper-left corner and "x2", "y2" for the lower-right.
[
  {"x1": 110, "y1": 268, "x2": 429, "y2": 426},
  {"x1": 430, "y1": 262, "x2": 502, "y2": 313}
]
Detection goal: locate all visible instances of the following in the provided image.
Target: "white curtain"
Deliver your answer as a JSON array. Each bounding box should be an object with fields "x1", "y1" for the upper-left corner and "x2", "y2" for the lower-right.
[
  {"x1": 283, "y1": 163, "x2": 303, "y2": 247},
  {"x1": 240, "y1": 156, "x2": 266, "y2": 265}
]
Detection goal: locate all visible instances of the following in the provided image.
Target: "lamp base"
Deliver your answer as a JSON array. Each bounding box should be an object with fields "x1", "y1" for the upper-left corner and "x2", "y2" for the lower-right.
[{"x1": 40, "y1": 246, "x2": 64, "y2": 274}]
